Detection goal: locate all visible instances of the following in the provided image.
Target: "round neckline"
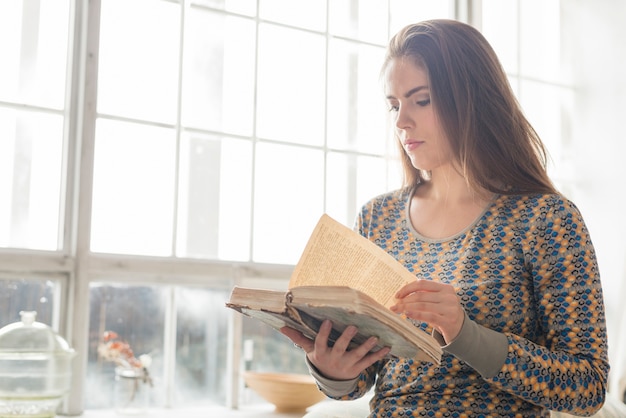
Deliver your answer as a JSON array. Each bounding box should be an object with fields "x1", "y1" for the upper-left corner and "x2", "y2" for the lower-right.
[{"x1": 404, "y1": 190, "x2": 499, "y2": 243}]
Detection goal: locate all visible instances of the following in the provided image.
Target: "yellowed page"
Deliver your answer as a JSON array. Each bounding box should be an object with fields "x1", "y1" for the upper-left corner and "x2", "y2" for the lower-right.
[{"x1": 289, "y1": 214, "x2": 416, "y2": 308}]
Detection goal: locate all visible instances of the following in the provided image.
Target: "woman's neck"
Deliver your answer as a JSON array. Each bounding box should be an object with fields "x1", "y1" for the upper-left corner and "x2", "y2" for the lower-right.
[{"x1": 418, "y1": 168, "x2": 490, "y2": 205}]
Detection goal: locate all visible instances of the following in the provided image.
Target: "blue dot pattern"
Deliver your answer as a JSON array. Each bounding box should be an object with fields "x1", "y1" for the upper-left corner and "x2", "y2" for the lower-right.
[{"x1": 336, "y1": 189, "x2": 609, "y2": 417}]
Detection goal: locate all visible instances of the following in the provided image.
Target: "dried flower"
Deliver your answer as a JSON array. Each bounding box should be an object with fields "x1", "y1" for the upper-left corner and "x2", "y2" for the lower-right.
[{"x1": 98, "y1": 330, "x2": 153, "y2": 387}]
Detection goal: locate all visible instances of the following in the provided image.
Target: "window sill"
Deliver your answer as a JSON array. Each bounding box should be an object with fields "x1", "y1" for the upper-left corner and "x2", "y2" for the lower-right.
[{"x1": 71, "y1": 403, "x2": 310, "y2": 417}]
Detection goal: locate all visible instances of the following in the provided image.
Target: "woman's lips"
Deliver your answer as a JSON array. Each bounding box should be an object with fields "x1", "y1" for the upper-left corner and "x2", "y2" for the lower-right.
[{"x1": 404, "y1": 140, "x2": 422, "y2": 151}]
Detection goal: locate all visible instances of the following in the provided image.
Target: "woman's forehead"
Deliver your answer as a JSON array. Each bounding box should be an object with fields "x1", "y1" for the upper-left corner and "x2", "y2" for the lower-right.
[{"x1": 383, "y1": 57, "x2": 430, "y2": 96}]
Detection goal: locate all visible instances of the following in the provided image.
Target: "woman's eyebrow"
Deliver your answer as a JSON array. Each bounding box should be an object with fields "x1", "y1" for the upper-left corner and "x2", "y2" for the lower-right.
[{"x1": 386, "y1": 85, "x2": 428, "y2": 100}]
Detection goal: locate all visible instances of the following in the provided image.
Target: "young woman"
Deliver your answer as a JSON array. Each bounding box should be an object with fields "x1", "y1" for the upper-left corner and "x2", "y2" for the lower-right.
[{"x1": 281, "y1": 19, "x2": 609, "y2": 417}]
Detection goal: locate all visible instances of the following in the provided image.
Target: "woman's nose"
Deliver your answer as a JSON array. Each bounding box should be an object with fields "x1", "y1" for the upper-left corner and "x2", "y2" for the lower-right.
[{"x1": 395, "y1": 107, "x2": 412, "y2": 130}]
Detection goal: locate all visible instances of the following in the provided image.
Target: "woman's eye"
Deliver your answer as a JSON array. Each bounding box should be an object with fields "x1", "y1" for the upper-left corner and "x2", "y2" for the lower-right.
[
  {"x1": 388, "y1": 104, "x2": 399, "y2": 112},
  {"x1": 417, "y1": 99, "x2": 431, "y2": 106}
]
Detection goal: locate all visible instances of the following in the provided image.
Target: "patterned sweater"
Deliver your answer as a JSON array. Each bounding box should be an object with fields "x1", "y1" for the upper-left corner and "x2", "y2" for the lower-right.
[{"x1": 323, "y1": 189, "x2": 609, "y2": 417}]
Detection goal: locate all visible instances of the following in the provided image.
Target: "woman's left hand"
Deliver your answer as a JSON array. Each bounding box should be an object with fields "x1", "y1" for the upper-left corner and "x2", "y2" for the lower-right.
[{"x1": 390, "y1": 279, "x2": 464, "y2": 344}]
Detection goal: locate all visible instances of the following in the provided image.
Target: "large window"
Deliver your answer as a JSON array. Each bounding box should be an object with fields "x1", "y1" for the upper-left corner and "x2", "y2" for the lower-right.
[
  {"x1": 88, "y1": 0, "x2": 451, "y2": 264},
  {"x1": 0, "y1": 0, "x2": 452, "y2": 413}
]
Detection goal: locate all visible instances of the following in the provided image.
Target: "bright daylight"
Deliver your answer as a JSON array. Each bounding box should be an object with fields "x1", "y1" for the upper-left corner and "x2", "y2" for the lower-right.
[{"x1": 1, "y1": 0, "x2": 626, "y2": 417}]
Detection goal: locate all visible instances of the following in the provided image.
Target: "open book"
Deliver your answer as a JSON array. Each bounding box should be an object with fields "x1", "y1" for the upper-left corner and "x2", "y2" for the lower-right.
[{"x1": 225, "y1": 214, "x2": 442, "y2": 364}]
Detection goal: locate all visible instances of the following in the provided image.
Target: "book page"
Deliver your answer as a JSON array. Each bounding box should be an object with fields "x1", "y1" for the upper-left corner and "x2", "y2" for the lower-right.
[
  {"x1": 289, "y1": 214, "x2": 416, "y2": 308},
  {"x1": 226, "y1": 287, "x2": 287, "y2": 312}
]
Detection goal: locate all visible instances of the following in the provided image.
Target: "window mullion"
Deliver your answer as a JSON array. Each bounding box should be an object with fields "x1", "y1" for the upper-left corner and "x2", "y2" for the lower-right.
[
  {"x1": 171, "y1": 0, "x2": 187, "y2": 258},
  {"x1": 162, "y1": 286, "x2": 178, "y2": 408},
  {"x1": 64, "y1": 0, "x2": 102, "y2": 414}
]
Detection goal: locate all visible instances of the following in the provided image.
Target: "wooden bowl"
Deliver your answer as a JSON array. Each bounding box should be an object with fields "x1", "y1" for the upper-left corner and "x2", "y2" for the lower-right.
[{"x1": 242, "y1": 371, "x2": 327, "y2": 413}]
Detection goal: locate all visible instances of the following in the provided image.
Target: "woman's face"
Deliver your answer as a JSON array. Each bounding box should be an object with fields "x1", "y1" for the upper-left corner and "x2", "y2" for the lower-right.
[{"x1": 384, "y1": 57, "x2": 453, "y2": 173}]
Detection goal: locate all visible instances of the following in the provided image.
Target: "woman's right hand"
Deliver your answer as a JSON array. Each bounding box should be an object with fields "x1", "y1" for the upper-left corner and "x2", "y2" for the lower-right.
[{"x1": 280, "y1": 319, "x2": 390, "y2": 380}]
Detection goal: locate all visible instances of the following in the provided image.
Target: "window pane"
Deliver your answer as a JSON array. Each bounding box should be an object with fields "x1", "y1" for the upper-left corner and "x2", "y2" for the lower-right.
[
  {"x1": 355, "y1": 156, "x2": 391, "y2": 205},
  {"x1": 253, "y1": 143, "x2": 324, "y2": 264},
  {"x1": 91, "y1": 119, "x2": 176, "y2": 256},
  {"x1": 0, "y1": 0, "x2": 70, "y2": 108},
  {"x1": 87, "y1": 283, "x2": 231, "y2": 409},
  {"x1": 518, "y1": 80, "x2": 569, "y2": 169},
  {"x1": 256, "y1": 24, "x2": 326, "y2": 145},
  {"x1": 176, "y1": 134, "x2": 252, "y2": 261},
  {"x1": 389, "y1": 0, "x2": 452, "y2": 34},
  {"x1": 174, "y1": 287, "x2": 230, "y2": 406},
  {"x1": 98, "y1": 0, "x2": 180, "y2": 123},
  {"x1": 327, "y1": 39, "x2": 387, "y2": 154},
  {"x1": 481, "y1": 0, "x2": 519, "y2": 74},
  {"x1": 182, "y1": 10, "x2": 256, "y2": 136},
  {"x1": 241, "y1": 317, "x2": 308, "y2": 374},
  {"x1": 520, "y1": 0, "x2": 561, "y2": 81},
  {"x1": 387, "y1": 155, "x2": 403, "y2": 191},
  {"x1": 86, "y1": 284, "x2": 167, "y2": 410},
  {"x1": 240, "y1": 314, "x2": 309, "y2": 406},
  {"x1": 0, "y1": 277, "x2": 59, "y2": 329},
  {"x1": 326, "y1": 153, "x2": 390, "y2": 226},
  {"x1": 329, "y1": 0, "x2": 389, "y2": 44},
  {"x1": 259, "y1": 0, "x2": 326, "y2": 32},
  {"x1": 238, "y1": 275, "x2": 309, "y2": 405},
  {"x1": 0, "y1": 108, "x2": 64, "y2": 250}
]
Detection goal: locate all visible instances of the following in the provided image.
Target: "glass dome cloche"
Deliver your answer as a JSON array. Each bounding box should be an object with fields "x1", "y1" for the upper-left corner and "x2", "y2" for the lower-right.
[{"x1": 0, "y1": 311, "x2": 76, "y2": 417}]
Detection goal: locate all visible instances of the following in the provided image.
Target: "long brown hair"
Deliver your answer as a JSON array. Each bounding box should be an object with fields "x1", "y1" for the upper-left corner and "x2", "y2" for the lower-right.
[{"x1": 382, "y1": 19, "x2": 556, "y2": 195}]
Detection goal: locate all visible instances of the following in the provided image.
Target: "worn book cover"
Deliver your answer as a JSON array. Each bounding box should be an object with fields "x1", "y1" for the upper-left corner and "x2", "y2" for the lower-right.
[{"x1": 225, "y1": 214, "x2": 442, "y2": 364}]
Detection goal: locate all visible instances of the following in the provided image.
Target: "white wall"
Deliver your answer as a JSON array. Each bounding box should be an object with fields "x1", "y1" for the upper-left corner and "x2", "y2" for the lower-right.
[{"x1": 562, "y1": 0, "x2": 626, "y2": 396}]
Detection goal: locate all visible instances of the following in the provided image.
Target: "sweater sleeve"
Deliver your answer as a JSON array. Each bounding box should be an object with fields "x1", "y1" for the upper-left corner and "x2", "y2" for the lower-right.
[
  {"x1": 305, "y1": 357, "x2": 359, "y2": 396},
  {"x1": 434, "y1": 311, "x2": 509, "y2": 378},
  {"x1": 305, "y1": 356, "x2": 378, "y2": 400},
  {"x1": 482, "y1": 197, "x2": 609, "y2": 415}
]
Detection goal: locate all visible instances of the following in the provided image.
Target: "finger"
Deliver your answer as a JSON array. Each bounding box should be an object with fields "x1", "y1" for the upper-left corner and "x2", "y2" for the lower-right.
[
  {"x1": 395, "y1": 279, "x2": 439, "y2": 298},
  {"x1": 396, "y1": 281, "x2": 459, "y2": 304},
  {"x1": 394, "y1": 303, "x2": 465, "y2": 343},
  {"x1": 395, "y1": 290, "x2": 459, "y2": 310},
  {"x1": 313, "y1": 320, "x2": 333, "y2": 353},
  {"x1": 390, "y1": 294, "x2": 438, "y2": 313},
  {"x1": 331, "y1": 325, "x2": 358, "y2": 354},
  {"x1": 392, "y1": 294, "x2": 458, "y2": 317},
  {"x1": 350, "y1": 336, "x2": 384, "y2": 359},
  {"x1": 279, "y1": 327, "x2": 314, "y2": 352},
  {"x1": 354, "y1": 344, "x2": 391, "y2": 371}
]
